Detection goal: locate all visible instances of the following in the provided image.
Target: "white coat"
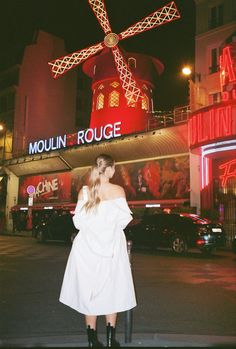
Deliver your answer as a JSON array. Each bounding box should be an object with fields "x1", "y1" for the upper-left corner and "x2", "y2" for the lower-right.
[{"x1": 59, "y1": 191, "x2": 137, "y2": 316}]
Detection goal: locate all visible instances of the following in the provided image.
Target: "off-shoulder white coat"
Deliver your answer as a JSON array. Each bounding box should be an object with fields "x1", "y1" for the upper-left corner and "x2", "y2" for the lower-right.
[{"x1": 59, "y1": 192, "x2": 137, "y2": 315}]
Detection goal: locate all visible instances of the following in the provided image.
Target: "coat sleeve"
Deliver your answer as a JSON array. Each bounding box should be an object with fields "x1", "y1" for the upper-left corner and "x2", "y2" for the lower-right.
[{"x1": 116, "y1": 198, "x2": 133, "y2": 229}]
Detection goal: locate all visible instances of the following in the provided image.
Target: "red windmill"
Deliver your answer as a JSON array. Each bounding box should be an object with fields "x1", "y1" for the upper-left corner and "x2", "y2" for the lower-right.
[{"x1": 48, "y1": 0, "x2": 181, "y2": 106}]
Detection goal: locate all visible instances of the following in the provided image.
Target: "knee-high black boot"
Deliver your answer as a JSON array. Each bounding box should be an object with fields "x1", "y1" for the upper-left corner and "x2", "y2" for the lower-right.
[
  {"x1": 87, "y1": 325, "x2": 104, "y2": 348},
  {"x1": 106, "y1": 323, "x2": 120, "y2": 348}
]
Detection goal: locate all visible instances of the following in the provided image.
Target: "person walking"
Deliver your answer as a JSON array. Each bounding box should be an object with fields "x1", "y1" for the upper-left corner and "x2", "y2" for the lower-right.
[{"x1": 59, "y1": 154, "x2": 137, "y2": 347}]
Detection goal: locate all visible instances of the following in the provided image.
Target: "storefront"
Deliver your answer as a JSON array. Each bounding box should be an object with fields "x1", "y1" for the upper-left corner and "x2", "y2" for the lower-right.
[
  {"x1": 188, "y1": 42, "x2": 236, "y2": 243},
  {"x1": 5, "y1": 122, "x2": 191, "y2": 231}
]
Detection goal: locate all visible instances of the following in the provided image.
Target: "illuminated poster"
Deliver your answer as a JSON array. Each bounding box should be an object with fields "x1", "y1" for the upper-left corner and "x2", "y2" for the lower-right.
[
  {"x1": 18, "y1": 172, "x2": 71, "y2": 204},
  {"x1": 71, "y1": 156, "x2": 190, "y2": 201}
]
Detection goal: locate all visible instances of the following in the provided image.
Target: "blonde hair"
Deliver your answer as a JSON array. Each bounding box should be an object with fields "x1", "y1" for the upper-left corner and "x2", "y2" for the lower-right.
[{"x1": 83, "y1": 154, "x2": 114, "y2": 212}]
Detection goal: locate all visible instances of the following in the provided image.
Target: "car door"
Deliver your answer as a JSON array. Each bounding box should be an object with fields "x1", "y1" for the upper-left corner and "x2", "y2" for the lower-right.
[{"x1": 156, "y1": 214, "x2": 176, "y2": 247}]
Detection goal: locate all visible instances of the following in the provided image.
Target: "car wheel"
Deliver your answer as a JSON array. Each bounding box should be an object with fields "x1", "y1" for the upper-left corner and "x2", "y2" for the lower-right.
[
  {"x1": 36, "y1": 230, "x2": 45, "y2": 243},
  {"x1": 171, "y1": 235, "x2": 187, "y2": 254}
]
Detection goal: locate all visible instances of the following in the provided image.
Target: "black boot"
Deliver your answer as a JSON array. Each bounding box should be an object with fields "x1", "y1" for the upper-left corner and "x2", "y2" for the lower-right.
[
  {"x1": 106, "y1": 323, "x2": 120, "y2": 348},
  {"x1": 87, "y1": 325, "x2": 104, "y2": 348}
]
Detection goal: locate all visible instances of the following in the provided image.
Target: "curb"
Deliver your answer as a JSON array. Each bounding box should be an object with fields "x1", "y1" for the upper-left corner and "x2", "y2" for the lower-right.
[{"x1": 1, "y1": 333, "x2": 236, "y2": 348}]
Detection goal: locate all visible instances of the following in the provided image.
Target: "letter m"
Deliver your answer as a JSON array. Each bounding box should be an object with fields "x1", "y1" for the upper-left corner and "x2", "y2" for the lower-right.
[{"x1": 29, "y1": 142, "x2": 38, "y2": 154}]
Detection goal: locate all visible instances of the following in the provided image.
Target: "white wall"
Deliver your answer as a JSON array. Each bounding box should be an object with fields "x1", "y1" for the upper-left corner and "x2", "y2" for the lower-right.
[
  {"x1": 4, "y1": 168, "x2": 19, "y2": 231},
  {"x1": 190, "y1": 152, "x2": 201, "y2": 213}
]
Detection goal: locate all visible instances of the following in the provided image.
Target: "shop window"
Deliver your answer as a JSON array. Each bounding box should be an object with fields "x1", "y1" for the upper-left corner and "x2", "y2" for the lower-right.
[
  {"x1": 109, "y1": 91, "x2": 119, "y2": 107},
  {"x1": 209, "y1": 48, "x2": 219, "y2": 74},
  {"x1": 110, "y1": 81, "x2": 119, "y2": 88},
  {"x1": 96, "y1": 93, "x2": 104, "y2": 110},
  {"x1": 0, "y1": 92, "x2": 15, "y2": 113},
  {"x1": 128, "y1": 57, "x2": 136, "y2": 69},
  {"x1": 142, "y1": 94, "x2": 149, "y2": 110},
  {"x1": 209, "y1": 4, "x2": 223, "y2": 29}
]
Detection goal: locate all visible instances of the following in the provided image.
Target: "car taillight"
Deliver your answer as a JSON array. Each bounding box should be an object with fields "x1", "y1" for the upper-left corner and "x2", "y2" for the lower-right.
[{"x1": 196, "y1": 239, "x2": 205, "y2": 245}]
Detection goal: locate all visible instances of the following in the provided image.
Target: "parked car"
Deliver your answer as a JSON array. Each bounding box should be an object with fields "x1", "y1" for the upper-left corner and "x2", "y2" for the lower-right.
[
  {"x1": 125, "y1": 212, "x2": 226, "y2": 255},
  {"x1": 32, "y1": 210, "x2": 78, "y2": 244}
]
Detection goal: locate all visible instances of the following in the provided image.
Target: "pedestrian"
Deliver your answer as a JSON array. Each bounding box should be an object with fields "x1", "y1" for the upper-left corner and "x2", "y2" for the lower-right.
[{"x1": 59, "y1": 154, "x2": 137, "y2": 347}]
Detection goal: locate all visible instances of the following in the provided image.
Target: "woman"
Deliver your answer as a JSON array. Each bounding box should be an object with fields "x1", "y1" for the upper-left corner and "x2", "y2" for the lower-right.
[{"x1": 59, "y1": 154, "x2": 137, "y2": 347}]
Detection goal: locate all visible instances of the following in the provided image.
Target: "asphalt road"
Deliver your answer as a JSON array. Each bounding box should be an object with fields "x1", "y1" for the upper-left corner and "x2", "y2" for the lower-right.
[{"x1": 0, "y1": 234, "x2": 236, "y2": 347}]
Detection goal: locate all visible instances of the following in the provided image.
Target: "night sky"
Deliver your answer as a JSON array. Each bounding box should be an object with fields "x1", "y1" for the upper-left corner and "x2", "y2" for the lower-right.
[{"x1": 0, "y1": 0, "x2": 196, "y2": 110}]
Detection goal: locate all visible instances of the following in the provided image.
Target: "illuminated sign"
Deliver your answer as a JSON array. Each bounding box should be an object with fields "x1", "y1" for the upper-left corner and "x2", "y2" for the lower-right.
[
  {"x1": 28, "y1": 121, "x2": 122, "y2": 155},
  {"x1": 219, "y1": 159, "x2": 236, "y2": 187},
  {"x1": 219, "y1": 44, "x2": 236, "y2": 101},
  {"x1": 188, "y1": 104, "x2": 235, "y2": 148},
  {"x1": 220, "y1": 45, "x2": 236, "y2": 88}
]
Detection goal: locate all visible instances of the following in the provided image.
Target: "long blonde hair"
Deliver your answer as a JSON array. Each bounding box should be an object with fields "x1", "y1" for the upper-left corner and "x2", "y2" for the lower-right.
[{"x1": 83, "y1": 154, "x2": 114, "y2": 212}]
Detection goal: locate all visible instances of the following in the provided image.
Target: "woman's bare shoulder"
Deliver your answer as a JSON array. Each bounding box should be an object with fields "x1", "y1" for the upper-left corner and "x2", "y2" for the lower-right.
[
  {"x1": 77, "y1": 185, "x2": 88, "y2": 200},
  {"x1": 78, "y1": 188, "x2": 83, "y2": 200}
]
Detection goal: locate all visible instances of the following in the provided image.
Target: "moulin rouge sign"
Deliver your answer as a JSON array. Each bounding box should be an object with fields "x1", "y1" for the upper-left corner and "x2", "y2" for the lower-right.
[
  {"x1": 189, "y1": 43, "x2": 236, "y2": 148},
  {"x1": 28, "y1": 121, "x2": 122, "y2": 155}
]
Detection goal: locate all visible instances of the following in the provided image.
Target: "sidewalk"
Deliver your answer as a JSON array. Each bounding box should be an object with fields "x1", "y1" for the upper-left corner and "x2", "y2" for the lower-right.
[
  {"x1": 1, "y1": 229, "x2": 33, "y2": 238},
  {"x1": 1, "y1": 332, "x2": 236, "y2": 347}
]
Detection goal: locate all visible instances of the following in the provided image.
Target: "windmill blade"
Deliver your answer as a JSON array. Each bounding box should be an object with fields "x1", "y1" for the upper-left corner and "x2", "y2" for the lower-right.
[
  {"x1": 88, "y1": 0, "x2": 112, "y2": 34},
  {"x1": 111, "y1": 46, "x2": 143, "y2": 106},
  {"x1": 48, "y1": 42, "x2": 104, "y2": 78},
  {"x1": 119, "y1": 1, "x2": 180, "y2": 41}
]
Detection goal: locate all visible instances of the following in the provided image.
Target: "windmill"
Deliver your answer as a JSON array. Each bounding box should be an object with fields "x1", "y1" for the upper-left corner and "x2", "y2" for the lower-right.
[{"x1": 48, "y1": 0, "x2": 180, "y2": 106}]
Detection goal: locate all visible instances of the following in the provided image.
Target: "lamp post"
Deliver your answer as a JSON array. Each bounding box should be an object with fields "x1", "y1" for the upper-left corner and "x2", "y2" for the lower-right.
[{"x1": 182, "y1": 66, "x2": 203, "y2": 112}]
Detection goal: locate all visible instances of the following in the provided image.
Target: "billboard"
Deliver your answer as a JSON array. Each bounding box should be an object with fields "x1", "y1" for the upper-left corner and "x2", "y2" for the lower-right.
[{"x1": 18, "y1": 155, "x2": 190, "y2": 204}]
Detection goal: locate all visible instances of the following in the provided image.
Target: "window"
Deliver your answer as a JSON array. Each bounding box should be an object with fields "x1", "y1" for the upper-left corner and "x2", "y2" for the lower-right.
[
  {"x1": 209, "y1": 4, "x2": 223, "y2": 29},
  {"x1": 141, "y1": 94, "x2": 149, "y2": 110},
  {"x1": 109, "y1": 91, "x2": 119, "y2": 107},
  {"x1": 209, "y1": 48, "x2": 219, "y2": 73},
  {"x1": 110, "y1": 81, "x2": 119, "y2": 88},
  {"x1": 128, "y1": 57, "x2": 136, "y2": 69},
  {"x1": 209, "y1": 92, "x2": 221, "y2": 105},
  {"x1": 96, "y1": 93, "x2": 104, "y2": 110},
  {"x1": 0, "y1": 92, "x2": 15, "y2": 113}
]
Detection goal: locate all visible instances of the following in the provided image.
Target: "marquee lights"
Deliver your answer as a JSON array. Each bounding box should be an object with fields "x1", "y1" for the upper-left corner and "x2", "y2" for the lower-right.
[
  {"x1": 201, "y1": 140, "x2": 236, "y2": 189},
  {"x1": 28, "y1": 121, "x2": 122, "y2": 155}
]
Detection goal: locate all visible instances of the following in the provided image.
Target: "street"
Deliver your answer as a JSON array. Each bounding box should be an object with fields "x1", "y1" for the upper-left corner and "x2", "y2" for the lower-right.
[{"x1": 0, "y1": 234, "x2": 236, "y2": 347}]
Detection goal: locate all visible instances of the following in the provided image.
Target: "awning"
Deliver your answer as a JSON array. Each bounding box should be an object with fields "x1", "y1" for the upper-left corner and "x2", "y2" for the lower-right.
[{"x1": 4, "y1": 123, "x2": 189, "y2": 176}]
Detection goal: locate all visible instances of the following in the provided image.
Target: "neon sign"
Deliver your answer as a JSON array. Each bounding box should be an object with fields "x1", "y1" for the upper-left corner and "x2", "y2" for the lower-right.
[
  {"x1": 220, "y1": 45, "x2": 236, "y2": 88},
  {"x1": 28, "y1": 121, "x2": 122, "y2": 155},
  {"x1": 219, "y1": 44, "x2": 236, "y2": 101},
  {"x1": 188, "y1": 104, "x2": 235, "y2": 148},
  {"x1": 219, "y1": 159, "x2": 236, "y2": 187}
]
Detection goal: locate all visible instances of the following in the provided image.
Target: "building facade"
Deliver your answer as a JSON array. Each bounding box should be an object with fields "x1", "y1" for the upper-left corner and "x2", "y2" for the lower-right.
[{"x1": 189, "y1": 0, "x2": 236, "y2": 241}]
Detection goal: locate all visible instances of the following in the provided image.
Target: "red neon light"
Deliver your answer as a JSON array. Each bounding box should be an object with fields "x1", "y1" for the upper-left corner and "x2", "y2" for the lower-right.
[
  {"x1": 188, "y1": 105, "x2": 233, "y2": 148},
  {"x1": 219, "y1": 159, "x2": 236, "y2": 187},
  {"x1": 220, "y1": 46, "x2": 236, "y2": 89}
]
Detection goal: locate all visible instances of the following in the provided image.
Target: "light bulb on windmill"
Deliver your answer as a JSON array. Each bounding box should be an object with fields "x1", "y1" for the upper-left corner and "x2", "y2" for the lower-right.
[{"x1": 48, "y1": 0, "x2": 181, "y2": 106}]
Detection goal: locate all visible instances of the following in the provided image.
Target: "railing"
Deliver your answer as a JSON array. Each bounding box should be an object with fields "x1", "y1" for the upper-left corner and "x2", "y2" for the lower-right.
[{"x1": 147, "y1": 105, "x2": 190, "y2": 131}]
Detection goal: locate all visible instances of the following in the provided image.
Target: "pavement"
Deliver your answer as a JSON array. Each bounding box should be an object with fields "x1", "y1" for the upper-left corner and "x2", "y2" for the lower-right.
[{"x1": 1, "y1": 230, "x2": 236, "y2": 348}]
